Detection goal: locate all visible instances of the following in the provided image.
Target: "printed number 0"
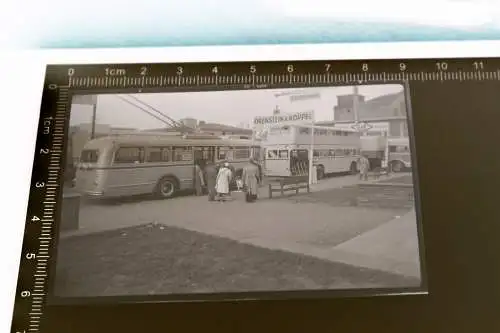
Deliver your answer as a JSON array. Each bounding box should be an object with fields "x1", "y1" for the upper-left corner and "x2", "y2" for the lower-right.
[
  {"x1": 20, "y1": 291, "x2": 30, "y2": 297},
  {"x1": 362, "y1": 64, "x2": 368, "y2": 72},
  {"x1": 48, "y1": 84, "x2": 57, "y2": 90}
]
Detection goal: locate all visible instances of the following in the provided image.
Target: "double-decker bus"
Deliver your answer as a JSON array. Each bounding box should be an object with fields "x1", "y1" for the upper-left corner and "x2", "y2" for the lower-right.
[
  {"x1": 262, "y1": 124, "x2": 360, "y2": 179},
  {"x1": 74, "y1": 133, "x2": 261, "y2": 199}
]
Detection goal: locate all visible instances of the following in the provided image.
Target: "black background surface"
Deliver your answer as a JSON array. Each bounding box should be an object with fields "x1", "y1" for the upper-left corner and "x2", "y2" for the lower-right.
[{"x1": 14, "y1": 59, "x2": 500, "y2": 333}]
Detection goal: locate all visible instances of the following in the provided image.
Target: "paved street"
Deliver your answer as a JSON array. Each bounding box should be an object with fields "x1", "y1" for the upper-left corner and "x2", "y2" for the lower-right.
[{"x1": 59, "y1": 173, "x2": 421, "y2": 279}]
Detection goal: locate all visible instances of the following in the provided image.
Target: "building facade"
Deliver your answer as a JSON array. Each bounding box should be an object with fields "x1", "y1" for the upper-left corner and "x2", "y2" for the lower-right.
[{"x1": 330, "y1": 91, "x2": 408, "y2": 138}]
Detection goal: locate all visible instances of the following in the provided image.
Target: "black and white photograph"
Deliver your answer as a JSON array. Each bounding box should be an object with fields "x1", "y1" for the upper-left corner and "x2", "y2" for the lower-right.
[{"x1": 54, "y1": 84, "x2": 424, "y2": 298}]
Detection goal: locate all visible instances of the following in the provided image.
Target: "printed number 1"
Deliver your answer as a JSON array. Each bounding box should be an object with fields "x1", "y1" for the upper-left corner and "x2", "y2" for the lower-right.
[{"x1": 473, "y1": 61, "x2": 484, "y2": 70}]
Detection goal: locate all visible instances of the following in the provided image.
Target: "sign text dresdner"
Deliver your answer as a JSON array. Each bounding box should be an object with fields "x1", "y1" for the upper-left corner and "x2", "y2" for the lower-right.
[{"x1": 253, "y1": 112, "x2": 313, "y2": 125}]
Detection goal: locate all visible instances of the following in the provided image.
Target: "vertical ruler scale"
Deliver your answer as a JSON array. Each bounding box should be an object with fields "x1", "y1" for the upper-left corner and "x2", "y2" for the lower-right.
[{"x1": 12, "y1": 78, "x2": 69, "y2": 333}]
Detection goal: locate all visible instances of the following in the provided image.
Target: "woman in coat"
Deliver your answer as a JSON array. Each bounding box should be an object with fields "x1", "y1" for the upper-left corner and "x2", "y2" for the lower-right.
[
  {"x1": 242, "y1": 158, "x2": 261, "y2": 203},
  {"x1": 203, "y1": 161, "x2": 218, "y2": 201},
  {"x1": 215, "y1": 162, "x2": 233, "y2": 201}
]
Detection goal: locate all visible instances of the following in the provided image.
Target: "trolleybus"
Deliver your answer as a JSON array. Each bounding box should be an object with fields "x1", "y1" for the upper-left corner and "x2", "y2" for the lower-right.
[{"x1": 74, "y1": 133, "x2": 261, "y2": 199}]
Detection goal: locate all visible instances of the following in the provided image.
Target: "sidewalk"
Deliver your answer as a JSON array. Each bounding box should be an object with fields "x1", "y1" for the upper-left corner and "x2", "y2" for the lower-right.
[
  {"x1": 60, "y1": 178, "x2": 420, "y2": 279},
  {"x1": 328, "y1": 210, "x2": 421, "y2": 278}
]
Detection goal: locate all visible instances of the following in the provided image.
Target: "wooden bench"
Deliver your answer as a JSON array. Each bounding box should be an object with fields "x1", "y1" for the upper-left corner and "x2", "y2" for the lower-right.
[{"x1": 268, "y1": 176, "x2": 310, "y2": 198}]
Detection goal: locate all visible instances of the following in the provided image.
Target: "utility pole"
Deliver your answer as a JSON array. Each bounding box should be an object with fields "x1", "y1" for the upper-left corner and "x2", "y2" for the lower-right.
[
  {"x1": 353, "y1": 85, "x2": 359, "y2": 124},
  {"x1": 90, "y1": 103, "x2": 97, "y2": 139}
]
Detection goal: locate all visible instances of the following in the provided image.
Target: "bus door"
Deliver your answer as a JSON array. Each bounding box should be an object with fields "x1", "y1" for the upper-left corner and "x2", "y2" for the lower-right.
[{"x1": 290, "y1": 149, "x2": 309, "y2": 176}]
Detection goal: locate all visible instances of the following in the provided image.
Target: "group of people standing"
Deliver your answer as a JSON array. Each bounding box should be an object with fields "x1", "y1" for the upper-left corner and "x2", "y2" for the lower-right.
[{"x1": 194, "y1": 158, "x2": 262, "y2": 203}]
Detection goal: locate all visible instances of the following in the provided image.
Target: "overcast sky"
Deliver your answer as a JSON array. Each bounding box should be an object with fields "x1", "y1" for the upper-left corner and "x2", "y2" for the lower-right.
[{"x1": 70, "y1": 84, "x2": 403, "y2": 129}]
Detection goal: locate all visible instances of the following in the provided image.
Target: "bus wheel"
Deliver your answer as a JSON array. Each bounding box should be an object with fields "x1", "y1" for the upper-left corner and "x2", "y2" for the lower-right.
[
  {"x1": 156, "y1": 177, "x2": 177, "y2": 198},
  {"x1": 316, "y1": 165, "x2": 325, "y2": 180},
  {"x1": 391, "y1": 161, "x2": 404, "y2": 173},
  {"x1": 350, "y1": 162, "x2": 358, "y2": 175}
]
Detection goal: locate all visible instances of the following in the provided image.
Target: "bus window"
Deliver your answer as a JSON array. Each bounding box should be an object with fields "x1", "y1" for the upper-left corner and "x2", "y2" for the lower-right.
[
  {"x1": 114, "y1": 147, "x2": 143, "y2": 164},
  {"x1": 267, "y1": 150, "x2": 278, "y2": 159},
  {"x1": 299, "y1": 128, "x2": 310, "y2": 135},
  {"x1": 313, "y1": 150, "x2": 320, "y2": 157},
  {"x1": 234, "y1": 148, "x2": 250, "y2": 159},
  {"x1": 279, "y1": 150, "x2": 289, "y2": 158},
  {"x1": 344, "y1": 149, "x2": 351, "y2": 156},
  {"x1": 335, "y1": 149, "x2": 344, "y2": 156},
  {"x1": 226, "y1": 147, "x2": 234, "y2": 160},
  {"x1": 317, "y1": 129, "x2": 327, "y2": 136},
  {"x1": 328, "y1": 149, "x2": 335, "y2": 157},
  {"x1": 80, "y1": 149, "x2": 99, "y2": 163},
  {"x1": 173, "y1": 146, "x2": 192, "y2": 162},
  {"x1": 146, "y1": 147, "x2": 170, "y2": 162},
  {"x1": 292, "y1": 149, "x2": 308, "y2": 159},
  {"x1": 162, "y1": 148, "x2": 172, "y2": 161},
  {"x1": 217, "y1": 147, "x2": 228, "y2": 160},
  {"x1": 389, "y1": 145, "x2": 408, "y2": 153}
]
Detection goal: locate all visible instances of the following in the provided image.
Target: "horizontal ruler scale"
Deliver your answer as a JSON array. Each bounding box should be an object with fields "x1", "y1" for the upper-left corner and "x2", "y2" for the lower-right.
[{"x1": 67, "y1": 70, "x2": 500, "y2": 90}]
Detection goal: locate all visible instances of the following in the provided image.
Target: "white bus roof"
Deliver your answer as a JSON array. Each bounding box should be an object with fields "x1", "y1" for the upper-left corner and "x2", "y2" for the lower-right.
[
  {"x1": 83, "y1": 135, "x2": 256, "y2": 149},
  {"x1": 269, "y1": 124, "x2": 358, "y2": 132}
]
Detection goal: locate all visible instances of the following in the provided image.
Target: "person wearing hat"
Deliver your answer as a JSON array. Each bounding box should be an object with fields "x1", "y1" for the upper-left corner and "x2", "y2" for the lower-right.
[{"x1": 215, "y1": 161, "x2": 233, "y2": 201}]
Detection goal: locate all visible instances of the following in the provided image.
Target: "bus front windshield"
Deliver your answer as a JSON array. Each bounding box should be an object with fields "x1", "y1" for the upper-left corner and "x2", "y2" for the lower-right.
[{"x1": 80, "y1": 149, "x2": 100, "y2": 163}]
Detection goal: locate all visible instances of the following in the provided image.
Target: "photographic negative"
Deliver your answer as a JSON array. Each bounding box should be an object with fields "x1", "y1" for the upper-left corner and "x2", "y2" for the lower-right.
[{"x1": 53, "y1": 83, "x2": 425, "y2": 300}]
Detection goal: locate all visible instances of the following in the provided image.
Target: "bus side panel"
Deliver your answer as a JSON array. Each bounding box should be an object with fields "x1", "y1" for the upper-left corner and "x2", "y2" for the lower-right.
[
  {"x1": 104, "y1": 163, "x2": 152, "y2": 197},
  {"x1": 265, "y1": 160, "x2": 292, "y2": 177},
  {"x1": 170, "y1": 163, "x2": 195, "y2": 191},
  {"x1": 105, "y1": 163, "x2": 195, "y2": 197}
]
